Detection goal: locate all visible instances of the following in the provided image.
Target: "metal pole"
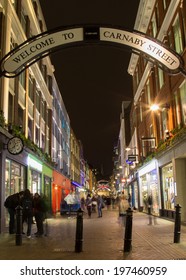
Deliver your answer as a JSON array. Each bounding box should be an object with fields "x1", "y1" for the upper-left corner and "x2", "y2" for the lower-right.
[
  {"x1": 75, "y1": 208, "x2": 84, "y2": 252},
  {"x1": 124, "y1": 207, "x2": 133, "y2": 253},
  {"x1": 15, "y1": 205, "x2": 23, "y2": 246},
  {"x1": 174, "y1": 204, "x2": 181, "y2": 243}
]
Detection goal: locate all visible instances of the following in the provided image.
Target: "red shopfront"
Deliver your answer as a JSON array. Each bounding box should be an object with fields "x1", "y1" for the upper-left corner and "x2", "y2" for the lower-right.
[{"x1": 52, "y1": 170, "x2": 71, "y2": 214}]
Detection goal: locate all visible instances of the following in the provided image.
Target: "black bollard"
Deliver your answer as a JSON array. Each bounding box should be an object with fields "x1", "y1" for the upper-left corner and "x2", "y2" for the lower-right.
[
  {"x1": 124, "y1": 207, "x2": 133, "y2": 253},
  {"x1": 15, "y1": 205, "x2": 23, "y2": 246},
  {"x1": 174, "y1": 204, "x2": 181, "y2": 243},
  {"x1": 75, "y1": 208, "x2": 84, "y2": 253}
]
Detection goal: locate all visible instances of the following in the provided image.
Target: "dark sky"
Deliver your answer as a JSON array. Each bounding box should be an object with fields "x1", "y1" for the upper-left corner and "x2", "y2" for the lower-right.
[{"x1": 39, "y1": 1, "x2": 139, "y2": 179}]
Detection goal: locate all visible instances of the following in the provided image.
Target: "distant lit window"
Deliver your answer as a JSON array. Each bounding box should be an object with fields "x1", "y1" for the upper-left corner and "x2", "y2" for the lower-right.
[
  {"x1": 179, "y1": 82, "x2": 186, "y2": 125},
  {"x1": 158, "y1": 67, "x2": 164, "y2": 89},
  {"x1": 151, "y1": 13, "x2": 157, "y2": 38},
  {"x1": 173, "y1": 15, "x2": 183, "y2": 54}
]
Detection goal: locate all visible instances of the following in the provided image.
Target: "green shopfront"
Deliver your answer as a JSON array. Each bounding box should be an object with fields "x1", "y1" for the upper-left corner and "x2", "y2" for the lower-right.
[{"x1": 27, "y1": 154, "x2": 52, "y2": 212}]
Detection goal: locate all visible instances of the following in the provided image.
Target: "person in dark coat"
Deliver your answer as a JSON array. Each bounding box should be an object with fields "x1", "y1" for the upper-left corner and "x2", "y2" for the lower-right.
[
  {"x1": 97, "y1": 195, "x2": 103, "y2": 218},
  {"x1": 85, "y1": 194, "x2": 92, "y2": 218},
  {"x1": 22, "y1": 189, "x2": 33, "y2": 238},
  {"x1": 4, "y1": 191, "x2": 24, "y2": 234},
  {"x1": 33, "y1": 193, "x2": 45, "y2": 236}
]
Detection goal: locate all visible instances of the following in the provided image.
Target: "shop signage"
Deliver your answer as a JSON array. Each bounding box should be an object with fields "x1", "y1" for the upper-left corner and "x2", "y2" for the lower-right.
[
  {"x1": 0, "y1": 25, "x2": 184, "y2": 77},
  {"x1": 27, "y1": 156, "x2": 42, "y2": 172},
  {"x1": 128, "y1": 155, "x2": 137, "y2": 162}
]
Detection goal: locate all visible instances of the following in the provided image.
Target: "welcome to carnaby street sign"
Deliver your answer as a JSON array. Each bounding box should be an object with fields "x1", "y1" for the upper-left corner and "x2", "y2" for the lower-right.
[{"x1": 0, "y1": 25, "x2": 185, "y2": 77}]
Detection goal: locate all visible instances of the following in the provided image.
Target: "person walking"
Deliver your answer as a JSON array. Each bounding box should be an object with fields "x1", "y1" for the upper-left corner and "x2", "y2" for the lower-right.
[
  {"x1": 85, "y1": 194, "x2": 92, "y2": 218},
  {"x1": 97, "y1": 195, "x2": 103, "y2": 218},
  {"x1": 4, "y1": 191, "x2": 24, "y2": 234},
  {"x1": 22, "y1": 189, "x2": 33, "y2": 238},
  {"x1": 33, "y1": 193, "x2": 45, "y2": 237}
]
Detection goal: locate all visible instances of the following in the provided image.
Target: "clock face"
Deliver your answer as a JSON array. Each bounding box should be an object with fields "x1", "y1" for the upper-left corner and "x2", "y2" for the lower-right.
[{"x1": 7, "y1": 137, "x2": 24, "y2": 155}]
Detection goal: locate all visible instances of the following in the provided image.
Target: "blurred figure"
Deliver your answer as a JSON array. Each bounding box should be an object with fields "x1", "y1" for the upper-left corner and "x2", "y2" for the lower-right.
[
  {"x1": 80, "y1": 196, "x2": 86, "y2": 211},
  {"x1": 91, "y1": 195, "x2": 97, "y2": 213},
  {"x1": 4, "y1": 191, "x2": 24, "y2": 234},
  {"x1": 85, "y1": 194, "x2": 92, "y2": 218},
  {"x1": 33, "y1": 193, "x2": 45, "y2": 237},
  {"x1": 22, "y1": 189, "x2": 33, "y2": 238},
  {"x1": 97, "y1": 195, "x2": 103, "y2": 218},
  {"x1": 128, "y1": 193, "x2": 132, "y2": 208}
]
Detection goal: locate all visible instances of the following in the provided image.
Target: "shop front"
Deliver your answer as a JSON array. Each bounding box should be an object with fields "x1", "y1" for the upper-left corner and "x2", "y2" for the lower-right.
[
  {"x1": 138, "y1": 159, "x2": 160, "y2": 215},
  {"x1": 52, "y1": 170, "x2": 71, "y2": 214},
  {"x1": 159, "y1": 162, "x2": 176, "y2": 219},
  {"x1": 0, "y1": 138, "x2": 28, "y2": 233},
  {"x1": 42, "y1": 164, "x2": 53, "y2": 214},
  {"x1": 27, "y1": 154, "x2": 42, "y2": 194}
]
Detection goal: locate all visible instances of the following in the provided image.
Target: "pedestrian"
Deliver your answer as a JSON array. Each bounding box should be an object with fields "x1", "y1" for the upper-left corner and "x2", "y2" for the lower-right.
[
  {"x1": 147, "y1": 194, "x2": 153, "y2": 215},
  {"x1": 91, "y1": 195, "x2": 97, "y2": 212},
  {"x1": 97, "y1": 195, "x2": 103, "y2": 218},
  {"x1": 80, "y1": 196, "x2": 86, "y2": 211},
  {"x1": 85, "y1": 194, "x2": 92, "y2": 218},
  {"x1": 22, "y1": 189, "x2": 33, "y2": 238},
  {"x1": 4, "y1": 191, "x2": 24, "y2": 234},
  {"x1": 128, "y1": 193, "x2": 132, "y2": 208},
  {"x1": 33, "y1": 193, "x2": 46, "y2": 237}
]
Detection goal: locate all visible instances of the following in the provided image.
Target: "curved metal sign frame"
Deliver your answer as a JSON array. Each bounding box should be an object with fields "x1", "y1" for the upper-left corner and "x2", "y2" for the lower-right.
[{"x1": 0, "y1": 25, "x2": 185, "y2": 77}]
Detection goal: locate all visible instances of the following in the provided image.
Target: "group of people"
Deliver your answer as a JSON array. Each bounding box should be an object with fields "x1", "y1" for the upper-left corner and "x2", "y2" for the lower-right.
[
  {"x1": 4, "y1": 189, "x2": 48, "y2": 238},
  {"x1": 81, "y1": 194, "x2": 105, "y2": 218}
]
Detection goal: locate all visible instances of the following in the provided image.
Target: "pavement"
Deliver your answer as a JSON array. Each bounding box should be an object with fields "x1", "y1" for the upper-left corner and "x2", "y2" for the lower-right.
[{"x1": 0, "y1": 208, "x2": 186, "y2": 260}]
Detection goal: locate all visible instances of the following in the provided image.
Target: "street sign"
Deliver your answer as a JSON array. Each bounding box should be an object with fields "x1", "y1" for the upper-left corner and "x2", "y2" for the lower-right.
[{"x1": 128, "y1": 155, "x2": 137, "y2": 162}]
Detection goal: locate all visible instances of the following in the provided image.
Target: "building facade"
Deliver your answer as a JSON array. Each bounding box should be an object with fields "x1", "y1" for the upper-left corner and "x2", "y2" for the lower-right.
[
  {"x1": 0, "y1": 0, "x2": 71, "y2": 231},
  {"x1": 125, "y1": 0, "x2": 186, "y2": 222}
]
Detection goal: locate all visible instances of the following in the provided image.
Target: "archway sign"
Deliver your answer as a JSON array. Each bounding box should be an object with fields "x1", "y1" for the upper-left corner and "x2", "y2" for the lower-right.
[{"x1": 0, "y1": 25, "x2": 185, "y2": 77}]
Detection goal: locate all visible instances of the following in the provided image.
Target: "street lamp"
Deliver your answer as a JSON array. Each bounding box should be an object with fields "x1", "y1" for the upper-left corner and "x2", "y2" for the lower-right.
[{"x1": 150, "y1": 104, "x2": 159, "y2": 111}]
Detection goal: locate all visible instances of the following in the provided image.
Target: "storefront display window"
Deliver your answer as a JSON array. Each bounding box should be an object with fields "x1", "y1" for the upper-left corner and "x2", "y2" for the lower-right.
[
  {"x1": 149, "y1": 169, "x2": 159, "y2": 215},
  {"x1": 140, "y1": 169, "x2": 159, "y2": 215},
  {"x1": 5, "y1": 159, "x2": 26, "y2": 227},
  {"x1": 141, "y1": 174, "x2": 148, "y2": 211},
  {"x1": 31, "y1": 170, "x2": 41, "y2": 194},
  {"x1": 5, "y1": 159, "x2": 26, "y2": 197},
  {"x1": 161, "y1": 163, "x2": 175, "y2": 210}
]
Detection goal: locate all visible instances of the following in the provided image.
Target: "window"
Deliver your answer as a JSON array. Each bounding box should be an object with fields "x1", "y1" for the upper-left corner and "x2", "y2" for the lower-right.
[
  {"x1": 29, "y1": 75, "x2": 34, "y2": 102},
  {"x1": 173, "y1": 15, "x2": 183, "y2": 54},
  {"x1": 174, "y1": 92, "x2": 181, "y2": 126},
  {"x1": 146, "y1": 80, "x2": 151, "y2": 105},
  {"x1": 18, "y1": 104, "x2": 24, "y2": 127},
  {"x1": 158, "y1": 67, "x2": 164, "y2": 89},
  {"x1": 151, "y1": 13, "x2": 158, "y2": 38},
  {"x1": 36, "y1": 89, "x2": 40, "y2": 112},
  {"x1": 28, "y1": 118, "x2": 33, "y2": 139},
  {"x1": 179, "y1": 82, "x2": 186, "y2": 125},
  {"x1": 19, "y1": 71, "x2": 26, "y2": 89}
]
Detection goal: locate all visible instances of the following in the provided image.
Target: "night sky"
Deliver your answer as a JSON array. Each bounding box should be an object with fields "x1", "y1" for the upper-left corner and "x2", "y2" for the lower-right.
[{"x1": 39, "y1": 1, "x2": 139, "y2": 179}]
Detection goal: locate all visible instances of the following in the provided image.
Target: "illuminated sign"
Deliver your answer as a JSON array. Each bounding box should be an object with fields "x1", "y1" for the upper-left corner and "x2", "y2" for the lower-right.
[
  {"x1": 27, "y1": 156, "x2": 42, "y2": 172},
  {"x1": 0, "y1": 25, "x2": 184, "y2": 77}
]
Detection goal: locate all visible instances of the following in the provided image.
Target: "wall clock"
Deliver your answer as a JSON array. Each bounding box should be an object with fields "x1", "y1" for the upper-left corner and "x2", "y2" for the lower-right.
[{"x1": 7, "y1": 136, "x2": 24, "y2": 155}]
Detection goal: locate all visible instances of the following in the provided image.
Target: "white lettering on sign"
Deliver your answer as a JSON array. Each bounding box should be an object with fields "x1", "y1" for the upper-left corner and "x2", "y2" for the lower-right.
[
  {"x1": 2, "y1": 28, "x2": 83, "y2": 73},
  {"x1": 100, "y1": 27, "x2": 180, "y2": 71}
]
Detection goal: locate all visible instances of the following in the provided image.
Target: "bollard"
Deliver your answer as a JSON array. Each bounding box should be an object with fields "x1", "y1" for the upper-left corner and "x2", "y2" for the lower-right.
[
  {"x1": 75, "y1": 208, "x2": 84, "y2": 253},
  {"x1": 124, "y1": 207, "x2": 133, "y2": 253},
  {"x1": 174, "y1": 204, "x2": 181, "y2": 243},
  {"x1": 15, "y1": 205, "x2": 23, "y2": 246}
]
